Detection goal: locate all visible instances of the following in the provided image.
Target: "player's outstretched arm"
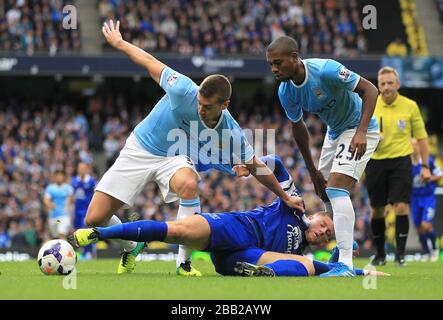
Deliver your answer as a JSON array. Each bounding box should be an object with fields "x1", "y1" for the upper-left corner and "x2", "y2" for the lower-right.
[
  {"x1": 245, "y1": 156, "x2": 305, "y2": 212},
  {"x1": 351, "y1": 77, "x2": 378, "y2": 160},
  {"x1": 291, "y1": 120, "x2": 327, "y2": 200},
  {"x1": 102, "y1": 20, "x2": 166, "y2": 84}
]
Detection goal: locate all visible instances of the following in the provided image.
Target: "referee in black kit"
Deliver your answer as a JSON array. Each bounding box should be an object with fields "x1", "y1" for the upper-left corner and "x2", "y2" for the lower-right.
[{"x1": 365, "y1": 67, "x2": 431, "y2": 267}]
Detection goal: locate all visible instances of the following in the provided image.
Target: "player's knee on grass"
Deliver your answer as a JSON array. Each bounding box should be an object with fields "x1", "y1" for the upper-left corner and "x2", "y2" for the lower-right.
[{"x1": 258, "y1": 252, "x2": 315, "y2": 276}]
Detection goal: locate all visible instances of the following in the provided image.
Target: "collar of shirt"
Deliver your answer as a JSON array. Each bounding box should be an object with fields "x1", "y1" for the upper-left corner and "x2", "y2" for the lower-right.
[{"x1": 380, "y1": 94, "x2": 401, "y2": 108}]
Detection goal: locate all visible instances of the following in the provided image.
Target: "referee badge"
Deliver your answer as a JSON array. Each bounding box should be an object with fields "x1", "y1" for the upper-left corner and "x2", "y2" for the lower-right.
[{"x1": 397, "y1": 119, "x2": 406, "y2": 130}]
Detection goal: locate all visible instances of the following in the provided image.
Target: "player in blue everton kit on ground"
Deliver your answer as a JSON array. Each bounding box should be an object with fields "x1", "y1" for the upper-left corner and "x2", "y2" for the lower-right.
[
  {"x1": 411, "y1": 139, "x2": 442, "y2": 261},
  {"x1": 44, "y1": 170, "x2": 74, "y2": 240},
  {"x1": 89, "y1": 21, "x2": 304, "y2": 275},
  {"x1": 72, "y1": 162, "x2": 97, "y2": 260},
  {"x1": 71, "y1": 155, "x2": 389, "y2": 278},
  {"x1": 266, "y1": 36, "x2": 380, "y2": 277}
]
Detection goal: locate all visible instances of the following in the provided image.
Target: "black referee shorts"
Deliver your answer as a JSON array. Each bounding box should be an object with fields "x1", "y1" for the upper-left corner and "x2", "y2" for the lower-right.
[{"x1": 364, "y1": 156, "x2": 412, "y2": 207}]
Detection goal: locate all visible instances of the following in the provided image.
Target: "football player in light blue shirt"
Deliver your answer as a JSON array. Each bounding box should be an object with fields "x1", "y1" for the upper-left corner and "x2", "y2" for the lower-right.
[
  {"x1": 88, "y1": 20, "x2": 304, "y2": 276},
  {"x1": 44, "y1": 170, "x2": 74, "y2": 240},
  {"x1": 266, "y1": 36, "x2": 380, "y2": 276}
]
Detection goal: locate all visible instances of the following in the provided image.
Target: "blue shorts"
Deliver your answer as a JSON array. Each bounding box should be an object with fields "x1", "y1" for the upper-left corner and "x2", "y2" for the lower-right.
[
  {"x1": 74, "y1": 209, "x2": 87, "y2": 229},
  {"x1": 411, "y1": 195, "x2": 436, "y2": 227},
  {"x1": 201, "y1": 212, "x2": 265, "y2": 276}
]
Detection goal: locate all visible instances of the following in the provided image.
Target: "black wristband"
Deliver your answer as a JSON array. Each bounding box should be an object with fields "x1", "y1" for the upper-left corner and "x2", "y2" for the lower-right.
[{"x1": 422, "y1": 164, "x2": 430, "y2": 169}]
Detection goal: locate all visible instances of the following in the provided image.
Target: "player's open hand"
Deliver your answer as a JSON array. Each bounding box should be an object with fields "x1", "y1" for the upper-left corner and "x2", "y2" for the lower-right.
[
  {"x1": 233, "y1": 165, "x2": 250, "y2": 177},
  {"x1": 283, "y1": 196, "x2": 305, "y2": 212},
  {"x1": 102, "y1": 20, "x2": 123, "y2": 48},
  {"x1": 350, "y1": 130, "x2": 367, "y2": 161}
]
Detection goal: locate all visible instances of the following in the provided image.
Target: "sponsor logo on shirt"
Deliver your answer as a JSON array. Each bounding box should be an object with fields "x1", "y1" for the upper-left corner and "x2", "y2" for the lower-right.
[
  {"x1": 338, "y1": 66, "x2": 351, "y2": 82},
  {"x1": 286, "y1": 224, "x2": 302, "y2": 253},
  {"x1": 167, "y1": 73, "x2": 179, "y2": 86}
]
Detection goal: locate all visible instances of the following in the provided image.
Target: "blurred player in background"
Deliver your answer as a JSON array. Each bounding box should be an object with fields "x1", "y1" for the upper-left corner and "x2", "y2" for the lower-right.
[
  {"x1": 411, "y1": 139, "x2": 442, "y2": 262},
  {"x1": 90, "y1": 20, "x2": 304, "y2": 275},
  {"x1": 72, "y1": 162, "x2": 97, "y2": 260},
  {"x1": 266, "y1": 36, "x2": 379, "y2": 277},
  {"x1": 44, "y1": 170, "x2": 74, "y2": 240},
  {"x1": 366, "y1": 67, "x2": 430, "y2": 267}
]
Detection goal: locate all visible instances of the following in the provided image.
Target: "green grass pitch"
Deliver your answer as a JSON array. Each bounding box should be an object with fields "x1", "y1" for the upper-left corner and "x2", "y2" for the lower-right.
[{"x1": 1, "y1": 258, "x2": 442, "y2": 299}]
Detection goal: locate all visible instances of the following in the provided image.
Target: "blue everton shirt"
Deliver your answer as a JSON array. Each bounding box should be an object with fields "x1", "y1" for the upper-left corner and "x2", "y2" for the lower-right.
[
  {"x1": 133, "y1": 67, "x2": 254, "y2": 173},
  {"x1": 278, "y1": 58, "x2": 378, "y2": 139},
  {"x1": 412, "y1": 156, "x2": 442, "y2": 196},
  {"x1": 72, "y1": 175, "x2": 96, "y2": 213},
  {"x1": 44, "y1": 183, "x2": 73, "y2": 219},
  {"x1": 242, "y1": 155, "x2": 309, "y2": 255}
]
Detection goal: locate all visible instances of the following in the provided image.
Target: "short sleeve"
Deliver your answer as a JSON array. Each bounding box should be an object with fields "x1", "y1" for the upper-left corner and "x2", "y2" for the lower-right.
[
  {"x1": 411, "y1": 102, "x2": 428, "y2": 140},
  {"x1": 321, "y1": 59, "x2": 361, "y2": 92},
  {"x1": 278, "y1": 84, "x2": 303, "y2": 123},
  {"x1": 44, "y1": 186, "x2": 52, "y2": 199},
  {"x1": 159, "y1": 67, "x2": 197, "y2": 110}
]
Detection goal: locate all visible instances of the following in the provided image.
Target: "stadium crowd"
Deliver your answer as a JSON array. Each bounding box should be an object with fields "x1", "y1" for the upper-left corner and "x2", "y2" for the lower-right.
[
  {"x1": 0, "y1": 93, "x2": 373, "y2": 250},
  {"x1": 0, "y1": 0, "x2": 81, "y2": 55},
  {"x1": 98, "y1": 0, "x2": 368, "y2": 57}
]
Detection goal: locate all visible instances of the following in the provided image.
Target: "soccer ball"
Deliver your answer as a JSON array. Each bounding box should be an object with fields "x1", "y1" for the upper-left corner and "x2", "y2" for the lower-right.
[{"x1": 37, "y1": 239, "x2": 77, "y2": 275}]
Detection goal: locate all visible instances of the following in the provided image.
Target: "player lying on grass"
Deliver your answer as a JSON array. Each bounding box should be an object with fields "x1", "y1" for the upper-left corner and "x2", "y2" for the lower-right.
[{"x1": 70, "y1": 155, "x2": 388, "y2": 277}]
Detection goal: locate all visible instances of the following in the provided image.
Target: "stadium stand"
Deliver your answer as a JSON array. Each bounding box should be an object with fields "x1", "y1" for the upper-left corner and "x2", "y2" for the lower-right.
[
  {"x1": 0, "y1": 0, "x2": 81, "y2": 55},
  {"x1": 437, "y1": 0, "x2": 443, "y2": 24},
  {"x1": 97, "y1": 0, "x2": 369, "y2": 57},
  {"x1": 400, "y1": 0, "x2": 429, "y2": 56}
]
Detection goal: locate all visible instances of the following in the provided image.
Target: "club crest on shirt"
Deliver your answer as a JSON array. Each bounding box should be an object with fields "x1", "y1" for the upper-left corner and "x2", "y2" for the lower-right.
[
  {"x1": 313, "y1": 88, "x2": 326, "y2": 99},
  {"x1": 397, "y1": 119, "x2": 406, "y2": 130},
  {"x1": 167, "y1": 73, "x2": 179, "y2": 86},
  {"x1": 338, "y1": 66, "x2": 351, "y2": 82}
]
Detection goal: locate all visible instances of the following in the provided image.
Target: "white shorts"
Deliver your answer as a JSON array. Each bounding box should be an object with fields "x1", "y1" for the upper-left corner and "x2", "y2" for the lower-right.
[
  {"x1": 96, "y1": 133, "x2": 200, "y2": 206},
  {"x1": 318, "y1": 129, "x2": 380, "y2": 181},
  {"x1": 48, "y1": 216, "x2": 71, "y2": 238}
]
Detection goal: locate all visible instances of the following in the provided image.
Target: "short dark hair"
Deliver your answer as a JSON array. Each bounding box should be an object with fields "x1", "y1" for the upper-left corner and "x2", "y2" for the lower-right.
[
  {"x1": 54, "y1": 169, "x2": 65, "y2": 175},
  {"x1": 267, "y1": 35, "x2": 299, "y2": 55},
  {"x1": 199, "y1": 74, "x2": 232, "y2": 103}
]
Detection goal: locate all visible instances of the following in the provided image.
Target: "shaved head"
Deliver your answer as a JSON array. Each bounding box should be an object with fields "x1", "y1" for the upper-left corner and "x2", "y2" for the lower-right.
[{"x1": 267, "y1": 36, "x2": 299, "y2": 55}]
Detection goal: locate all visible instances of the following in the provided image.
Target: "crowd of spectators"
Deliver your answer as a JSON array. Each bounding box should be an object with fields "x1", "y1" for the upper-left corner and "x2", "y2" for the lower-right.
[
  {"x1": 98, "y1": 0, "x2": 369, "y2": 57},
  {"x1": 0, "y1": 92, "x2": 374, "y2": 251},
  {"x1": 436, "y1": 0, "x2": 443, "y2": 25},
  {"x1": 0, "y1": 0, "x2": 81, "y2": 55}
]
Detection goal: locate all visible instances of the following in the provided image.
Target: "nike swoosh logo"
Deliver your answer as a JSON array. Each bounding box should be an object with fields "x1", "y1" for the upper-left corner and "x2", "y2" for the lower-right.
[
  {"x1": 398, "y1": 233, "x2": 408, "y2": 237},
  {"x1": 338, "y1": 162, "x2": 347, "y2": 166}
]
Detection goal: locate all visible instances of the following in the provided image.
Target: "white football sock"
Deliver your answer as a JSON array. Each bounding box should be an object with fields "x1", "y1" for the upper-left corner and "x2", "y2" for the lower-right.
[
  {"x1": 326, "y1": 187, "x2": 355, "y2": 268},
  {"x1": 106, "y1": 215, "x2": 137, "y2": 252},
  {"x1": 176, "y1": 198, "x2": 201, "y2": 268}
]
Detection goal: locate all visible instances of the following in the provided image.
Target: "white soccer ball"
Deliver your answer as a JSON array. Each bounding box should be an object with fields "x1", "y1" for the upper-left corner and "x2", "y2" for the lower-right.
[{"x1": 37, "y1": 239, "x2": 77, "y2": 275}]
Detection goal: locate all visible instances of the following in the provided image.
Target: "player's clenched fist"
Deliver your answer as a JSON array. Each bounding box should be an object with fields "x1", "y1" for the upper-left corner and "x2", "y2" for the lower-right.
[{"x1": 102, "y1": 20, "x2": 123, "y2": 48}]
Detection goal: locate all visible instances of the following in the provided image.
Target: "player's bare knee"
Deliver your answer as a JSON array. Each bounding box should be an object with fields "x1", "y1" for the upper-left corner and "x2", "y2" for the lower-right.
[
  {"x1": 371, "y1": 207, "x2": 385, "y2": 219},
  {"x1": 394, "y1": 202, "x2": 409, "y2": 215},
  {"x1": 176, "y1": 179, "x2": 199, "y2": 199},
  {"x1": 303, "y1": 260, "x2": 315, "y2": 276},
  {"x1": 166, "y1": 221, "x2": 188, "y2": 242}
]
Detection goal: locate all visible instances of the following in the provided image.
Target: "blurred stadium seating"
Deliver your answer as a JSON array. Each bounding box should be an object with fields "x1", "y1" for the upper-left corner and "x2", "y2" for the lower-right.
[{"x1": 0, "y1": 0, "x2": 81, "y2": 55}]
